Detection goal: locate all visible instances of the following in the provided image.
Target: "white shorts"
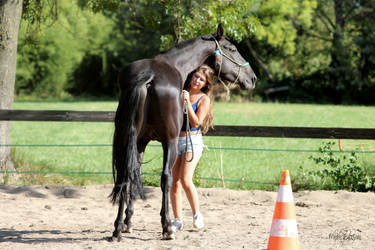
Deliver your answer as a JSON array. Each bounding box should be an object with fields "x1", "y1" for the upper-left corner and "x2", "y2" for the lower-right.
[{"x1": 177, "y1": 134, "x2": 203, "y2": 156}]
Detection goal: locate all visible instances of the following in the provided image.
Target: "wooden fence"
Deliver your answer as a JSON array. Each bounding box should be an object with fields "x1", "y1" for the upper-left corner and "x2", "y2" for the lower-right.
[{"x1": 1, "y1": 109, "x2": 375, "y2": 139}]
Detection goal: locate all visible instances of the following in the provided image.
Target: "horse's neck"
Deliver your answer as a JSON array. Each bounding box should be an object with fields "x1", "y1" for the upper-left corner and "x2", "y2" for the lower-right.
[{"x1": 156, "y1": 38, "x2": 214, "y2": 83}]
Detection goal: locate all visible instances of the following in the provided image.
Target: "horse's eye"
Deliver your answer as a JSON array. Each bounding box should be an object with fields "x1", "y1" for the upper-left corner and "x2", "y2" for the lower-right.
[{"x1": 223, "y1": 45, "x2": 236, "y2": 52}]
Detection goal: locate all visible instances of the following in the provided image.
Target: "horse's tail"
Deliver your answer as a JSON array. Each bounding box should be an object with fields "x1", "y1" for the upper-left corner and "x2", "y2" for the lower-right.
[{"x1": 110, "y1": 81, "x2": 145, "y2": 204}]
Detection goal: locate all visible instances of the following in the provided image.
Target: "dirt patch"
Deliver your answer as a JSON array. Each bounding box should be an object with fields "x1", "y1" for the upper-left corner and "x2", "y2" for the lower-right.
[{"x1": 0, "y1": 185, "x2": 373, "y2": 249}]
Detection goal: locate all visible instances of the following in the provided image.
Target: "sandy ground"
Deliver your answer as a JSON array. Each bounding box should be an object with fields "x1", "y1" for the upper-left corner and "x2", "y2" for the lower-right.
[{"x1": 0, "y1": 184, "x2": 374, "y2": 250}]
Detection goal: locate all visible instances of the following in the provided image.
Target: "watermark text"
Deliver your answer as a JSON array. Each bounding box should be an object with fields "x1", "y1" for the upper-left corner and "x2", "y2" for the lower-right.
[{"x1": 329, "y1": 228, "x2": 361, "y2": 241}]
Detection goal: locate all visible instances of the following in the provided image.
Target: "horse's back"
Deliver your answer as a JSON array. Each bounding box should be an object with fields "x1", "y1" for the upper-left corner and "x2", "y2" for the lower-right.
[{"x1": 118, "y1": 58, "x2": 182, "y2": 91}]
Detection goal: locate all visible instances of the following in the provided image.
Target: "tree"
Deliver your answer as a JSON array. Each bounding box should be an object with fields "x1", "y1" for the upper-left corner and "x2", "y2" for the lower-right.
[
  {"x1": 1, "y1": 0, "x2": 123, "y2": 181},
  {"x1": 0, "y1": 0, "x2": 23, "y2": 182},
  {"x1": 70, "y1": 0, "x2": 171, "y2": 96},
  {"x1": 17, "y1": 0, "x2": 116, "y2": 97},
  {"x1": 296, "y1": 0, "x2": 375, "y2": 103},
  {"x1": 243, "y1": 0, "x2": 318, "y2": 83},
  {"x1": 158, "y1": 0, "x2": 317, "y2": 98},
  {"x1": 346, "y1": 0, "x2": 375, "y2": 103},
  {"x1": 319, "y1": 0, "x2": 357, "y2": 101}
]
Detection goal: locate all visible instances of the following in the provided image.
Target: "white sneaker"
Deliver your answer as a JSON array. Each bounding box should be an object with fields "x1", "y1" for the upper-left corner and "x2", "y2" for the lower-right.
[
  {"x1": 193, "y1": 211, "x2": 204, "y2": 229},
  {"x1": 171, "y1": 219, "x2": 183, "y2": 232}
]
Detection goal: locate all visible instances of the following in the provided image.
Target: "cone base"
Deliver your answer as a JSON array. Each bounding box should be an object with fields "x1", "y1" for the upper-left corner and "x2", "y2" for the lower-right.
[{"x1": 267, "y1": 236, "x2": 300, "y2": 250}]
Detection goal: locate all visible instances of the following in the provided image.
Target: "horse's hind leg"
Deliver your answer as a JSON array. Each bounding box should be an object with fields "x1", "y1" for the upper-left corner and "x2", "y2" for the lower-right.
[
  {"x1": 123, "y1": 138, "x2": 149, "y2": 233},
  {"x1": 123, "y1": 191, "x2": 134, "y2": 233},
  {"x1": 111, "y1": 192, "x2": 126, "y2": 241},
  {"x1": 160, "y1": 139, "x2": 178, "y2": 240}
]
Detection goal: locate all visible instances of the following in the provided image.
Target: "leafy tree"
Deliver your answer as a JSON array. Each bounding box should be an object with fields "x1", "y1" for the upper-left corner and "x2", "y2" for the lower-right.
[
  {"x1": 348, "y1": 0, "x2": 375, "y2": 103},
  {"x1": 70, "y1": 0, "x2": 173, "y2": 96},
  {"x1": 16, "y1": 0, "x2": 176, "y2": 97},
  {"x1": 1, "y1": 0, "x2": 118, "y2": 180},
  {"x1": 158, "y1": 0, "x2": 259, "y2": 49},
  {"x1": 282, "y1": 0, "x2": 375, "y2": 103},
  {"x1": 16, "y1": 0, "x2": 115, "y2": 97},
  {"x1": 157, "y1": 0, "x2": 318, "y2": 101},
  {"x1": 243, "y1": 0, "x2": 318, "y2": 83}
]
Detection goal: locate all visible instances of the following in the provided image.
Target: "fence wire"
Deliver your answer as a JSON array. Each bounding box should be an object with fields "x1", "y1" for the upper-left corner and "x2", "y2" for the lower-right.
[
  {"x1": 1, "y1": 144, "x2": 375, "y2": 154},
  {"x1": 1, "y1": 142, "x2": 373, "y2": 187},
  {"x1": 0, "y1": 170, "x2": 277, "y2": 185}
]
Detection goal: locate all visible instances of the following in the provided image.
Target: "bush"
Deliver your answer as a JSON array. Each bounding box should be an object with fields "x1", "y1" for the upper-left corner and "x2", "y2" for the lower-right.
[{"x1": 298, "y1": 142, "x2": 375, "y2": 192}]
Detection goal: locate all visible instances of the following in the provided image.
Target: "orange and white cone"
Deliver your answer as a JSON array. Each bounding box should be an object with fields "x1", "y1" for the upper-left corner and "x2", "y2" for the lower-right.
[{"x1": 267, "y1": 170, "x2": 300, "y2": 250}]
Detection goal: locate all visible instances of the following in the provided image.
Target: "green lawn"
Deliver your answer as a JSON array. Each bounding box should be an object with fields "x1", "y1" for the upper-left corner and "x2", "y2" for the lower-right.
[{"x1": 7, "y1": 101, "x2": 375, "y2": 190}]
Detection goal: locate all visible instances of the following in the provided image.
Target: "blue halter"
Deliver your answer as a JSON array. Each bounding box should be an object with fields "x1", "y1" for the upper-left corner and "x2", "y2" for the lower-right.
[
  {"x1": 214, "y1": 50, "x2": 249, "y2": 67},
  {"x1": 213, "y1": 39, "x2": 250, "y2": 87}
]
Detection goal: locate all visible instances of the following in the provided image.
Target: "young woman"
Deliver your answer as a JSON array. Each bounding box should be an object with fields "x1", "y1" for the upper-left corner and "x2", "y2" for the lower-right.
[{"x1": 170, "y1": 64, "x2": 215, "y2": 231}]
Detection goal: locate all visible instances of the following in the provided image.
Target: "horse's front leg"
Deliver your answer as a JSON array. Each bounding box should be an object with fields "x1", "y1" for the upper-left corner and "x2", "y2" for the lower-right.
[{"x1": 160, "y1": 139, "x2": 178, "y2": 240}]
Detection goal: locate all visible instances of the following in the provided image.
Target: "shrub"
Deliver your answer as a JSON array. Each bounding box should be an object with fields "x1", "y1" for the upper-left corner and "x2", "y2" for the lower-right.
[{"x1": 298, "y1": 142, "x2": 375, "y2": 192}]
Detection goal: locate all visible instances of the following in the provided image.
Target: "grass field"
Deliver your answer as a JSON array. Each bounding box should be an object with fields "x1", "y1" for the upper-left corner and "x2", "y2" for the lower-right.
[{"x1": 6, "y1": 100, "x2": 375, "y2": 190}]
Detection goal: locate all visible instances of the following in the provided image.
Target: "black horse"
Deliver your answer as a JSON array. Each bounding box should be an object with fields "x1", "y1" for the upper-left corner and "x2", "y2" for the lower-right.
[{"x1": 110, "y1": 25, "x2": 256, "y2": 241}]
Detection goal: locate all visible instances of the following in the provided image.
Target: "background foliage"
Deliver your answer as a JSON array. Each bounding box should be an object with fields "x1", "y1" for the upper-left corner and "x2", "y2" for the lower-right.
[{"x1": 15, "y1": 0, "x2": 375, "y2": 104}]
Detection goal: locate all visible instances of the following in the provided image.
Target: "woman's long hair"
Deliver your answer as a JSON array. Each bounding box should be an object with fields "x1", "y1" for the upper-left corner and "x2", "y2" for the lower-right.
[{"x1": 185, "y1": 64, "x2": 215, "y2": 134}]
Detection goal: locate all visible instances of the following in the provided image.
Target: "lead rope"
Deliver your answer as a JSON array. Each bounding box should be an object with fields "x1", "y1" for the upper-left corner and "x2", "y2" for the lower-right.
[
  {"x1": 183, "y1": 98, "x2": 194, "y2": 162},
  {"x1": 214, "y1": 45, "x2": 231, "y2": 99}
]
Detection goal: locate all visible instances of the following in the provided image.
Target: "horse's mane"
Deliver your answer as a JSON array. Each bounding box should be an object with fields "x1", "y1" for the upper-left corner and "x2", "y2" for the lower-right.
[
  {"x1": 175, "y1": 37, "x2": 197, "y2": 49},
  {"x1": 159, "y1": 37, "x2": 197, "y2": 54},
  {"x1": 159, "y1": 35, "x2": 214, "y2": 54}
]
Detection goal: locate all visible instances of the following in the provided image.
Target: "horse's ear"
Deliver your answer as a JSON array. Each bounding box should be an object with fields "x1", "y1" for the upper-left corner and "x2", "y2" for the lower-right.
[{"x1": 214, "y1": 24, "x2": 224, "y2": 40}]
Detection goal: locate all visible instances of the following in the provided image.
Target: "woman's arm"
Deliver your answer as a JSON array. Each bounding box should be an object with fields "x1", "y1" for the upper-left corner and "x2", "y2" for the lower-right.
[{"x1": 184, "y1": 94, "x2": 210, "y2": 128}]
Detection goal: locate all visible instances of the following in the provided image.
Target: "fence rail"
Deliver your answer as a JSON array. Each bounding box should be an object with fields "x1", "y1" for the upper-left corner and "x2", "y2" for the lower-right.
[{"x1": 1, "y1": 109, "x2": 375, "y2": 139}]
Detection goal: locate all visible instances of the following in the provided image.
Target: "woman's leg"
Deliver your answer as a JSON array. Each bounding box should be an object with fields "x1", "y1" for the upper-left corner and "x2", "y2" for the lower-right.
[
  {"x1": 170, "y1": 155, "x2": 183, "y2": 220},
  {"x1": 180, "y1": 152, "x2": 202, "y2": 216}
]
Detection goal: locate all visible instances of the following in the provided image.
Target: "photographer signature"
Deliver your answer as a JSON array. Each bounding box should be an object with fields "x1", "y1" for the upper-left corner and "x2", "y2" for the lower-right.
[{"x1": 329, "y1": 228, "x2": 361, "y2": 241}]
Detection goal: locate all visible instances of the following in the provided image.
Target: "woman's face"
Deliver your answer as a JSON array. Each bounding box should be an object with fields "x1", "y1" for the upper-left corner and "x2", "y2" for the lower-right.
[{"x1": 190, "y1": 71, "x2": 207, "y2": 90}]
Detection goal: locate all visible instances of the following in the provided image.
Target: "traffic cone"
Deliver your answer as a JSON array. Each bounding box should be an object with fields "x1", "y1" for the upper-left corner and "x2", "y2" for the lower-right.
[{"x1": 267, "y1": 170, "x2": 300, "y2": 250}]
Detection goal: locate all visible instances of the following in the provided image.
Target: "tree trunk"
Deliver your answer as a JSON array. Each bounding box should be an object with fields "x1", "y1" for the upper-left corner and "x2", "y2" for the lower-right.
[
  {"x1": 330, "y1": 0, "x2": 353, "y2": 101},
  {"x1": 331, "y1": 0, "x2": 346, "y2": 69},
  {"x1": 0, "y1": 0, "x2": 23, "y2": 183}
]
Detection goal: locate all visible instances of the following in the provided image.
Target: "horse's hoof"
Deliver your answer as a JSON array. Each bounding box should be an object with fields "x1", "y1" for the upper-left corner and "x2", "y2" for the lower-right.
[
  {"x1": 122, "y1": 226, "x2": 133, "y2": 233},
  {"x1": 110, "y1": 232, "x2": 122, "y2": 242},
  {"x1": 162, "y1": 232, "x2": 175, "y2": 240},
  {"x1": 108, "y1": 236, "x2": 121, "y2": 242},
  {"x1": 115, "y1": 235, "x2": 122, "y2": 242}
]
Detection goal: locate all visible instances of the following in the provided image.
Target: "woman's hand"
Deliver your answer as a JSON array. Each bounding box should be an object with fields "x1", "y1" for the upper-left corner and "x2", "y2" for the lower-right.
[{"x1": 182, "y1": 90, "x2": 190, "y2": 102}]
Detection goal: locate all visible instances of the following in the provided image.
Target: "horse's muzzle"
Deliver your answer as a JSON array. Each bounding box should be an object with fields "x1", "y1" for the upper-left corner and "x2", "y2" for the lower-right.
[{"x1": 244, "y1": 76, "x2": 257, "y2": 89}]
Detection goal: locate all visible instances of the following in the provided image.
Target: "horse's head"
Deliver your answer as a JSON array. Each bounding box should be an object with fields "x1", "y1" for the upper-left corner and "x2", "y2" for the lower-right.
[{"x1": 211, "y1": 24, "x2": 257, "y2": 90}]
